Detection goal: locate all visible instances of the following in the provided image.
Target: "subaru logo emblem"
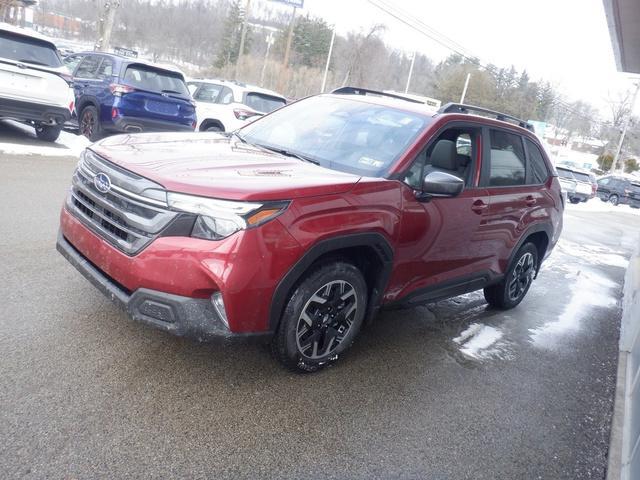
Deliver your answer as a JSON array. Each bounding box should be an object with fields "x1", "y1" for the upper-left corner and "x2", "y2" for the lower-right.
[{"x1": 94, "y1": 172, "x2": 112, "y2": 193}]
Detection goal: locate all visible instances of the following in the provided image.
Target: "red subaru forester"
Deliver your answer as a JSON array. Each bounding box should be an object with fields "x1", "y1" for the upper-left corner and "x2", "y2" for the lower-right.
[{"x1": 57, "y1": 88, "x2": 563, "y2": 372}]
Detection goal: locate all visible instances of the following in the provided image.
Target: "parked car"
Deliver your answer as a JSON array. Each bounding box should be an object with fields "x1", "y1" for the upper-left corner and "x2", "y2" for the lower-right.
[
  {"x1": 597, "y1": 174, "x2": 640, "y2": 207},
  {"x1": 64, "y1": 52, "x2": 196, "y2": 141},
  {"x1": 0, "y1": 23, "x2": 74, "y2": 142},
  {"x1": 187, "y1": 79, "x2": 286, "y2": 132},
  {"x1": 56, "y1": 88, "x2": 563, "y2": 372},
  {"x1": 555, "y1": 166, "x2": 578, "y2": 199},
  {"x1": 557, "y1": 166, "x2": 591, "y2": 203}
]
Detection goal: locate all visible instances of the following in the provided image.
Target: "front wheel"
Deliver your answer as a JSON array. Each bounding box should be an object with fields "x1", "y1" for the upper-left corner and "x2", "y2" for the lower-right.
[
  {"x1": 484, "y1": 243, "x2": 538, "y2": 310},
  {"x1": 569, "y1": 197, "x2": 581, "y2": 204},
  {"x1": 609, "y1": 194, "x2": 620, "y2": 206},
  {"x1": 80, "y1": 105, "x2": 102, "y2": 141},
  {"x1": 271, "y1": 262, "x2": 368, "y2": 373},
  {"x1": 35, "y1": 124, "x2": 62, "y2": 142}
]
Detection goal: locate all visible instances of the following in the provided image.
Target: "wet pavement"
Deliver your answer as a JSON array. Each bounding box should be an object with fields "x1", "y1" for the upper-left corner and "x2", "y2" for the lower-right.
[{"x1": 1, "y1": 150, "x2": 639, "y2": 479}]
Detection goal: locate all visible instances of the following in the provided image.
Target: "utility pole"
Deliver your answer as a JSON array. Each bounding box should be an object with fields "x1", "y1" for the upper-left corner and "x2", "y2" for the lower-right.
[
  {"x1": 260, "y1": 31, "x2": 275, "y2": 86},
  {"x1": 94, "y1": 0, "x2": 120, "y2": 52},
  {"x1": 404, "y1": 51, "x2": 416, "y2": 94},
  {"x1": 613, "y1": 81, "x2": 640, "y2": 172},
  {"x1": 460, "y1": 73, "x2": 471, "y2": 104},
  {"x1": 278, "y1": 6, "x2": 297, "y2": 92},
  {"x1": 235, "y1": 0, "x2": 252, "y2": 79},
  {"x1": 321, "y1": 26, "x2": 336, "y2": 93}
]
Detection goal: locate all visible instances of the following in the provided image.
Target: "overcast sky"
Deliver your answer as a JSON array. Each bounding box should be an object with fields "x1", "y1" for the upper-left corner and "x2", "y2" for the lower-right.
[{"x1": 259, "y1": 0, "x2": 637, "y2": 117}]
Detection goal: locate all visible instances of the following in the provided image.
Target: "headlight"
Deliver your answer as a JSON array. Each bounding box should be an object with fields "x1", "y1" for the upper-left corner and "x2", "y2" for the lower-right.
[{"x1": 166, "y1": 192, "x2": 288, "y2": 240}]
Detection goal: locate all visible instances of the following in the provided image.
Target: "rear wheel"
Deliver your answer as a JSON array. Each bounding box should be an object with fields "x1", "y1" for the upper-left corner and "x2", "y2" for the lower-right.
[
  {"x1": 34, "y1": 124, "x2": 61, "y2": 142},
  {"x1": 80, "y1": 105, "x2": 102, "y2": 141},
  {"x1": 271, "y1": 262, "x2": 367, "y2": 373},
  {"x1": 569, "y1": 197, "x2": 581, "y2": 204},
  {"x1": 609, "y1": 194, "x2": 620, "y2": 206},
  {"x1": 205, "y1": 124, "x2": 223, "y2": 132},
  {"x1": 484, "y1": 243, "x2": 538, "y2": 310}
]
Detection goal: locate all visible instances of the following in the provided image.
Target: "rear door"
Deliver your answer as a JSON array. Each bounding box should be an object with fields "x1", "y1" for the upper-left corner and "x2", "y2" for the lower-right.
[
  {"x1": 481, "y1": 128, "x2": 554, "y2": 273},
  {"x1": 117, "y1": 63, "x2": 195, "y2": 126}
]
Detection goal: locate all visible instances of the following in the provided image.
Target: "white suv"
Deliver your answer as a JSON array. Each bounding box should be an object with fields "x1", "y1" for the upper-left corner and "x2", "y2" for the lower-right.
[
  {"x1": 187, "y1": 79, "x2": 286, "y2": 132},
  {"x1": 0, "y1": 23, "x2": 75, "y2": 142}
]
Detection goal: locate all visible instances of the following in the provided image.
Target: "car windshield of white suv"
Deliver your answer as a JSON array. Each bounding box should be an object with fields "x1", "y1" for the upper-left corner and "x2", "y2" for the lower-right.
[
  {"x1": 123, "y1": 65, "x2": 189, "y2": 95},
  {"x1": 240, "y1": 95, "x2": 429, "y2": 176},
  {"x1": 0, "y1": 31, "x2": 62, "y2": 67}
]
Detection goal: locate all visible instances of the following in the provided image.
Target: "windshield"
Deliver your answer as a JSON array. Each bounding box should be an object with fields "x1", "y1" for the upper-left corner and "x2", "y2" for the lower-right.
[
  {"x1": 240, "y1": 96, "x2": 429, "y2": 176},
  {"x1": 556, "y1": 168, "x2": 575, "y2": 180},
  {"x1": 123, "y1": 65, "x2": 189, "y2": 95},
  {"x1": 0, "y1": 31, "x2": 61, "y2": 67},
  {"x1": 572, "y1": 171, "x2": 591, "y2": 183},
  {"x1": 244, "y1": 92, "x2": 286, "y2": 113}
]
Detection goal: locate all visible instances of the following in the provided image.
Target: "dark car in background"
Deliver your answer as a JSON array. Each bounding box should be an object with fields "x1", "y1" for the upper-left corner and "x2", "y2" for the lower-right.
[
  {"x1": 63, "y1": 52, "x2": 196, "y2": 141},
  {"x1": 597, "y1": 174, "x2": 640, "y2": 207}
]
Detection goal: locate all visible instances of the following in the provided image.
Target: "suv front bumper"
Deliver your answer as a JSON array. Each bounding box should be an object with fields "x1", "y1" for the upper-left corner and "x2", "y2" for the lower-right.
[
  {"x1": 0, "y1": 97, "x2": 71, "y2": 125},
  {"x1": 56, "y1": 232, "x2": 270, "y2": 343}
]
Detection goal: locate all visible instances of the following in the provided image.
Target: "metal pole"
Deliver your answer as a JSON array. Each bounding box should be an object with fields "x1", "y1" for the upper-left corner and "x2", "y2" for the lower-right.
[
  {"x1": 404, "y1": 51, "x2": 416, "y2": 94},
  {"x1": 278, "y1": 6, "x2": 297, "y2": 92},
  {"x1": 94, "y1": 0, "x2": 120, "y2": 52},
  {"x1": 260, "y1": 31, "x2": 274, "y2": 86},
  {"x1": 460, "y1": 72, "x2": 471, "y2": 104},
  {"x1": 235, "y1": 0, "x2": 252, "y2": 79},
  {"x1": 321, "y1": 27, "x2": 336, "y2": 93},
  {"x1": 613, "y1": 81, "x2": 640, "y2": 172}
]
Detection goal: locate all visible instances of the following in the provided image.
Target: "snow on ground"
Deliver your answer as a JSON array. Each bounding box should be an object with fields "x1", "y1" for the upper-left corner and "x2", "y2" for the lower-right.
[
  {"x1": 0, "y1": 120, "x2": 89, "y2": 158},
  {"x1": 566, "y1": 198, "x2": 640, "y2": 216},
  {"x1": 453, "y1": 323, "x2": 509, "y2": 360}
]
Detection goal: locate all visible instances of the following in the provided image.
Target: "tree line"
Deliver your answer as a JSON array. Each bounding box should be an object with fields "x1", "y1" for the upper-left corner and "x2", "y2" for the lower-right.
[{"x1": 38, "y1": 0, "x2": 639, "y2": 170}]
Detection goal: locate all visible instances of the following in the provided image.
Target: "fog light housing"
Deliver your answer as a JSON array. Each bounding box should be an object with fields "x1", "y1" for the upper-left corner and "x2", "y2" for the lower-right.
[{"x1": 211, "y1": 292, "x2": 229, "y2": 328}]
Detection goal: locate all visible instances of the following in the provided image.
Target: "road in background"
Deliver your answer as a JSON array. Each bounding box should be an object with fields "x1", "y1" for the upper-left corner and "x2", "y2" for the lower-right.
[{"x1": 1, "y1": 139, "x2": 639, "y2": 479}]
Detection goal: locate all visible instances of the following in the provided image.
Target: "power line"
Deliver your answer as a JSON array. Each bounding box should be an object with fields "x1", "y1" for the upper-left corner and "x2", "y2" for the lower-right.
[{"x1": 367, "y1": 0, "x2": 609, "y2": 127}]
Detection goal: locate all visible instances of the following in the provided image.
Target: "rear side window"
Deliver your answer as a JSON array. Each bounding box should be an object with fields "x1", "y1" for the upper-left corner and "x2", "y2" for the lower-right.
[
  {"x1": 489, "y1": 130, "x2": 525, "y2": 186},
  {"x1": 122, "y1": 65, "x2": 188, "y2": 95},
  {"x1": 244, "y1": 93, "x2": 286, "y2": 113},
  {"x1": 525, "y1": 139, "x2": 549, "y2": 184},
  {"x1": 63, "y1": 54, "x2": 84, "y2": 72},
  {"x1": 96, "y1": 57, "x2": 114, "y2": 79},
  {"x1": 75, "y1": 56, "x2": 102, "y2": 78},
  {"x1": 0, "y1": 30, "x2": 61, "y2": 67},
  {"x1": 194, "y1": 83, "x2": 224, "y2": 103},
  {"x1": 572, "y1": 171, "x2": 591, "y2": 183}
]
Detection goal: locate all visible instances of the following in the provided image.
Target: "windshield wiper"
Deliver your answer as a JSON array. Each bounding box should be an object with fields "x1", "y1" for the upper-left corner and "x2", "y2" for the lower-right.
[
  {"x1": 254, "y1": 143, "x2": 320, "y2": 165},
  {"x1": 231, "y1": 131, "x2": 247, "y2": 143}
]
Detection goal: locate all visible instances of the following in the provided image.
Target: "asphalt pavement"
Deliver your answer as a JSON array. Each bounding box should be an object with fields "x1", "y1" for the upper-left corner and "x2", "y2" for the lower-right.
[{"x1": 1, "y1": 130, "x2": 639, "y2": 479}]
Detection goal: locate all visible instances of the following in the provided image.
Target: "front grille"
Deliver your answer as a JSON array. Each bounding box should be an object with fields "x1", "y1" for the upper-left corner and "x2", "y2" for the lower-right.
[{"x1": 67, "y1": 150, "x2": 177, "y2": 255}]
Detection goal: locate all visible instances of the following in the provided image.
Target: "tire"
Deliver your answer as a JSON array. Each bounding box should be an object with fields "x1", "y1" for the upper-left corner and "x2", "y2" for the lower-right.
[
  {"x1": 271, "y1": 262, "x2": 368, "y2": 373},
  {"x1": 609, "y1": 194, "x2": 620, "y2": 206},
  {"x1": 569, "y1": 197, "x2": 580, "y2": 204},
  {"x1": 34, "y1": 124, "x2": 61, "y2": 142},
  {"x1": 484, "y1": 243, "x2": 538, "y2": 310},
  {"x1": 205, "y1": 124, "x2": 223, "y2": 132},
  {"x1": 79, "y1": 105, "x2": 102, "y2": 141}
]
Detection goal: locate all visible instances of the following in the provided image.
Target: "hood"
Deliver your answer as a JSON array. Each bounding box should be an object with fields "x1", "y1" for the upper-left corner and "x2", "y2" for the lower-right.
[{"x1": 90, "y1": 132, "x2": 361, "y2": 201}]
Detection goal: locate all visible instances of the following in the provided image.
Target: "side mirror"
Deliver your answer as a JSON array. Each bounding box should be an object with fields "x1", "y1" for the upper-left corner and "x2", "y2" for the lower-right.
[{"x1": 419, "y1": 171, "x2": 465, "y2": 200}]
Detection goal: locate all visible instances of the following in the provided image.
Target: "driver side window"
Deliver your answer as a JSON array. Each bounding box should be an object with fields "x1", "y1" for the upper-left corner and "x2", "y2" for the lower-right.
[{"x1": 404, "y1": 128, "x2": 477, "y2": 190}]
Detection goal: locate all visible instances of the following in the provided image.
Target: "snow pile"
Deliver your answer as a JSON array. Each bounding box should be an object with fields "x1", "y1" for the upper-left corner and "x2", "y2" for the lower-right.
[
  {"x1": 529, "y1": 268, "x2": 617, "y2": 348},
  {"x1": 566, "y1": 199, "x2": 640, "y2": 216},
  {"x1": 0, "y1": 120, "x2": 89, "y2": 158},
  {"x1": 453, "y1": 323, "x2": 508, "y2": 360}
]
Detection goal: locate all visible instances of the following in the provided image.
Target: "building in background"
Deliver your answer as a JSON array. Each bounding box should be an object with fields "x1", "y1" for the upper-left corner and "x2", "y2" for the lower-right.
[{"x1": 0, "y1": 0, "x2": 37, "y2": 27}]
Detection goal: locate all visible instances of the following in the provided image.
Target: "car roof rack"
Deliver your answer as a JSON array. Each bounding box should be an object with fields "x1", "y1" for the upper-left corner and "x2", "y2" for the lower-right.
[
  {"x1": 438, "y1": 103, "x2": 534, "y2": 131},
  {"x1": 331, "y1": 86, "x2": 424, "y2": 104}
]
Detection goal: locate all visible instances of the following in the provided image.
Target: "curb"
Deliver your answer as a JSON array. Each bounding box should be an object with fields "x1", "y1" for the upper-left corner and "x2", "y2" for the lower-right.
[{"x1": 607, "y1": 251, "x2": 640, "y2": 480}]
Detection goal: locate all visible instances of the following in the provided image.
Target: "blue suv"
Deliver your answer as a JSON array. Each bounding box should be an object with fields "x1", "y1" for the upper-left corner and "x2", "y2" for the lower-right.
[{"x1": 64, "y1": 52, "x2": 196, "y2": 140}]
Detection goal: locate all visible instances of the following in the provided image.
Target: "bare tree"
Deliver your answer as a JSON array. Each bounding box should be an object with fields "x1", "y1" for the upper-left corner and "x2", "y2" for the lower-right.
[{"x1": 341, "y1": 24, "x2": 386, "y2": 86}]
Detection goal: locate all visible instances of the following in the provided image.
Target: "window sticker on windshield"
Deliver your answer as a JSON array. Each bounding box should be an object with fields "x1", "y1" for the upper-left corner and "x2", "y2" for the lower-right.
[{"x1": 359, "y1": 156, "x2": 385, "y2": 168}]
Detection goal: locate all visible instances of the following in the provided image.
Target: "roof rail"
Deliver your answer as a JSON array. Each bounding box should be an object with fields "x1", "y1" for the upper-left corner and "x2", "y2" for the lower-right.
[
  {"x1": 438, "y1": 103, "x2": 534, "y2": 131},
  {"x1": 331, "y1": 86, "x2": 424, "y2": 104}
]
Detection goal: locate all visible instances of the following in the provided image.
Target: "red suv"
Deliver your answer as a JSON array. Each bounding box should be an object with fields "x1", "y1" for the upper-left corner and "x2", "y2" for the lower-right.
[{"x1": 57, "y1": 88, "x2": 563, "y2": 372}]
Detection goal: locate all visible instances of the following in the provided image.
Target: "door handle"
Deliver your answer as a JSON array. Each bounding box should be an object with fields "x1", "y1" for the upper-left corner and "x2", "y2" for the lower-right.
[
  {"x1": 471, "y1": 199, "x2": 488, "y2": 214},
  {"x1": 525, "y1": 196, "x2": 537, "y2": 207}
]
